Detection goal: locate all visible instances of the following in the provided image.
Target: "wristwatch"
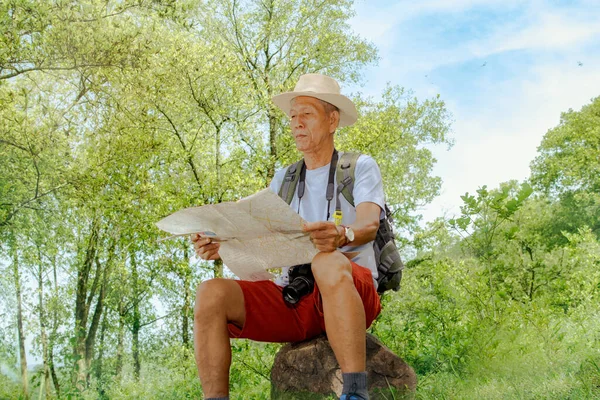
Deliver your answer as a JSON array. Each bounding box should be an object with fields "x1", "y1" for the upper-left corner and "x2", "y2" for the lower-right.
[{"x1": 340, "y1": 225, "x2": 355, "y2": 246}]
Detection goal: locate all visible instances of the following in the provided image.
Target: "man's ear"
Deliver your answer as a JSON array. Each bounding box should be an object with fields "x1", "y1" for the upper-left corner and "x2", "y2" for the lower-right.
[{"x1": 329, "y1": 110, "x2": 340, "y2": 133}]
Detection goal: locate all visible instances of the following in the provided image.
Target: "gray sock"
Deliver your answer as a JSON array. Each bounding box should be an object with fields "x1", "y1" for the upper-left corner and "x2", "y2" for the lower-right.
[{"x1": 342, "y1": 371, "x2": 369, "y2": 399}]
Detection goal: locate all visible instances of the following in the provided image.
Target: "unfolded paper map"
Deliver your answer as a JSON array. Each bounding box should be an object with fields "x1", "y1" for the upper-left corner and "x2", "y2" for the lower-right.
[{"x1": 155, "y1": 189, "x2": 318, "y2": 281}]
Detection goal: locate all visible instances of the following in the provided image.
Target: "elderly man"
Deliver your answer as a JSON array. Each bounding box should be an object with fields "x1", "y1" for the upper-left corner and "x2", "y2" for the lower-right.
[{"x1": 192, "y1": 73, "x2": 385, "y2": 400}]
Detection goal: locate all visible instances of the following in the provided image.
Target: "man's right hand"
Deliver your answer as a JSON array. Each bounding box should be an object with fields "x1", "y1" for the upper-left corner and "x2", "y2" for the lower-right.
[{"x1": 191, "y1": 233, "x2": 221, "y2": 261}]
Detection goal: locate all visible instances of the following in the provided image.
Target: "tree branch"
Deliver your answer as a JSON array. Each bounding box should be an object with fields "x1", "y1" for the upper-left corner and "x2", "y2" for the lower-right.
[
  {"x1": 1, "y1": 63, "x2": 119, "y2": 81},
  {"x1": 155, "y1": 105, "x2": 203, "y2": 193},
  {"x1": 0, "y1": 139, "x2": 29, "y2": 152}
]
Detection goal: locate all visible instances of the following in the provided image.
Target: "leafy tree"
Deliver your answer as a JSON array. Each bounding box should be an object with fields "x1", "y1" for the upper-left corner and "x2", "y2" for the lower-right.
[
  {"x1": 0, "y1": 0, "x2": 180, "y2": 80},
  {"x1": 0, "y1": 82, "x2": 71, "y2": 233},
  {"x1": 531, "y1": 96, "x2": 600, "y2": 195},
  {"x1": 339, "y1": 86, "x2": 453, "y2": 234},
  {"x1": 531, "y1": 96, "x2": 600, "y2": 240},
  {"x1": 484, "y1": 197, "x2": 570, "y2": 303},
  {"x1": 449, "y1": 181, "x2": 533, "y2": 306},
  {"x1": 196, "y1": 0, "x2": 378, "y2": 180},
  {"x1": 7, "y1": 231, "x2": 29, "y2": 398}
]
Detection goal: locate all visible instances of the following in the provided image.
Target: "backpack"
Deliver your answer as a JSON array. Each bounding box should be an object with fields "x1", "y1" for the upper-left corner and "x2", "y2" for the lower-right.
[{"x1": 278, "y1": 151, "x2": 404, "y2": 294}]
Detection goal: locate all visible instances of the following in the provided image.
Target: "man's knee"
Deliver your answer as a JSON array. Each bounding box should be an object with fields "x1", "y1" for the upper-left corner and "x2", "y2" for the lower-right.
[
  {"x1": 194, "y1": 279, "x2": 244, "y2": 324},
  {"x1": 311, "y1": 252, "x2": 353, "y2": 293}
]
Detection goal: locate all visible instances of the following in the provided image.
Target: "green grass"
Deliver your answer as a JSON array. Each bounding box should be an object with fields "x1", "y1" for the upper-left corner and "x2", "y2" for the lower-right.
[
  {"x1": 413, "y1": 310, "x2": 600, "y2": 400},
  {"x1": 416, "y1": 362, "x2": 600, "y2": 400}
]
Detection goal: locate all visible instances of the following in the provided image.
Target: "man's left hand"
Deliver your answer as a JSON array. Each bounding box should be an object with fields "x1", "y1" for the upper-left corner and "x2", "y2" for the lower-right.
[{"x1": 303, "y1": 221, "x2": 345, "y2": 252}]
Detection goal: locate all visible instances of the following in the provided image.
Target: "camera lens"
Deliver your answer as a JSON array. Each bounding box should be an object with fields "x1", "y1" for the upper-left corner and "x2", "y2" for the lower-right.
[
  {"x1": 283, "y1": 286, "x2": 301, "y2": 304},
  {"x1": 282, "y1": 276, "x2": 314, "y2": 305}
]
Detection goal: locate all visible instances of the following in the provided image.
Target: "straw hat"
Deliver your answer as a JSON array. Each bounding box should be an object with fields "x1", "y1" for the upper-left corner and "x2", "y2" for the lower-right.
[{"x1": 272, "y1": 73, "x2": 358, "y2": 127}]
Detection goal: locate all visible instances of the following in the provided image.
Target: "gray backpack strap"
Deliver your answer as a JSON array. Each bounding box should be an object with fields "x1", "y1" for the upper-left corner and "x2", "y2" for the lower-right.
[
  {"x1": 336, "y1": 152, "x2": 361, "y2": 206},
  {"x1": 278, "y1": 159, "x2": 304, "y2": 205}
]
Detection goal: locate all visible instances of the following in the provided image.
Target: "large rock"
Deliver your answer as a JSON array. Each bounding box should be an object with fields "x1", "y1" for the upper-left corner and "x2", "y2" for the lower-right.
[{"x1": 271, "y1": 334, "x2": 417, "y2": 399}]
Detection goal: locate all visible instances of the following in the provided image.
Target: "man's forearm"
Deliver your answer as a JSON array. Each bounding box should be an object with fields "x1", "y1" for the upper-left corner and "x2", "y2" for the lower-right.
[{"x1": 339, "y1": 202, "x2": 381, "y2": 247}]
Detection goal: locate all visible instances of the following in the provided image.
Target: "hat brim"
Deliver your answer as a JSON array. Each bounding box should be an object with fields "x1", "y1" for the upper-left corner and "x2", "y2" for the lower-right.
[{"x1": 272, "y1": 91, "x2": 358, "y2": 127}]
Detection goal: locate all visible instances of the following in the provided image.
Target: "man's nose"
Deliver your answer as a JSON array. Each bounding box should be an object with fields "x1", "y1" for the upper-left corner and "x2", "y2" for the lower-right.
[{"x1": 291, "y1": 116, "x2": 304, "y2": 129}]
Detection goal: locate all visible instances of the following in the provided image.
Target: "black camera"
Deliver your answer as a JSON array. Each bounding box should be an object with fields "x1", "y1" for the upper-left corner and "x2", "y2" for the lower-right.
[{"x1": 282, "y1": 263, "x2": 314, "y2": 305}]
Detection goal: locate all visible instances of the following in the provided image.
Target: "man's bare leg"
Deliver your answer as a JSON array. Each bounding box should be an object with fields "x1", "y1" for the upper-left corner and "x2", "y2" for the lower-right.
[
  {"x1": 311, "y1": 251, "x2": 366, "y2": 372},
  {"x1": 193, "y1": 279, "x2": 246, "y2": 398}
]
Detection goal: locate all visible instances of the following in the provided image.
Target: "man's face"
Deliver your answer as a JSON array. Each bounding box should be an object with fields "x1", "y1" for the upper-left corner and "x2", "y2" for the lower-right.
[{"x1": 289, "y1": 96, "x2": 338, "y2": 154}]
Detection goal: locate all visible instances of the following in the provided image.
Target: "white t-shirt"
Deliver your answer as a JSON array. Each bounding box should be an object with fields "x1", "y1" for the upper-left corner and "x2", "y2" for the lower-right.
[{"x1": 269, "y1": 153, "x2": 385, "y2": 288}]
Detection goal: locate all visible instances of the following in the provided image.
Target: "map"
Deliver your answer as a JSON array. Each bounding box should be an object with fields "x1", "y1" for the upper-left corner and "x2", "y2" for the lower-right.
[{"x1": 155, "y1": 189, "x2": 318, "y2": 280}]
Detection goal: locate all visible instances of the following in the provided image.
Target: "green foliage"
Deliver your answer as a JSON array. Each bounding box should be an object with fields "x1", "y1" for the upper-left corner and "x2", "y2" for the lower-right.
[
  {"x1": 196, "y1": 0, "x2": 379, "y2": 181},
  {"x1": 339, "y1": 86, "x2": 453, "y2": 232},
  {"x1": 374, "y1": 239, "x2": 600, "y2": 399},
  {"x1": 230, "y1": 340, "x2": 281, "y2": 399},
  {"x1": 530, "y1": 96, "x2": 600, "y2": 242},
  {"x1": 99, "y1": 345, "x2": 203, "y2": 400},
  {"x1": 449, "y1": 181, "x2": 533, "y2": 250},
  {"x1": 531, "y1": 95, "x2": 600, "y2": 196},
  {"x1": 0, "y1": 373, "x2": 20, "y2": 400}
]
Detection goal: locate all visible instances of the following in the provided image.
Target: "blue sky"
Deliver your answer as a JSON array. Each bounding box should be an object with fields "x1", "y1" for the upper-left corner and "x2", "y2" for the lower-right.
[{"x1": 348, "y1": 0, "x2": 600, "y2": 222}]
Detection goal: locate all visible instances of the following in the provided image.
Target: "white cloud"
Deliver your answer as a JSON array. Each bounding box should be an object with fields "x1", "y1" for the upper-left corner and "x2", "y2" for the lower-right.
[
  {"x1": 351, "y1": 0, "x2": 520, "y2": 52},
  {"x1": 472, "y1": 10, "x2": 600, "y2": 57},
  {"x1": 349, "y1": 7, "x2": 396, "y2": 51},
  {"x1": 399, "y1": 0, "x2": 520, "y2": 16},
  {"x1": 352, "y1": 1, "x2": 600, "y2": 74},
  {"x1": 420, "y1": 58, "x2": 600, "y2": 222}
]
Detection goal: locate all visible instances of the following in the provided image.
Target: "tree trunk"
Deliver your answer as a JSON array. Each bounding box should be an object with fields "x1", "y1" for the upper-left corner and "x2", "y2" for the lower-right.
[
  {"x1": 73, "y1": 223, "x2": 99, "y2": 390},
  {"x1": 85, "y1": 263, "x2": 108, "y2": 378},
  {"x1": 268, "y1": 105, "x2": 277, "y2": 180},
  {"x1": 115, "y1": 300, "x2": 125, "y2": 380},
  {"x1": 132, "y1": 306, "x2": 141, "y2": 380},
  {"x1": 49, "y1": 255, "x2": 61, "y2": 397},
  {"x1": 13, "y1": 247, "x2": 29, "y2": 399},
  {"x1": 36, "y1": 256, "x2": 51, "y2": 398},
  {"x1": 73, "y1": 221, "x2": 112, "y2": 390},
  {"x1": 214, "y1": 259, "x2": 223, "y2": 278},
  {"x1": 216, "y1": 125, "x2": 221, "y2": 196},
  {"x1": 48, "y1": 348, "x2": 60, "y2": 399},
  {"x1": 263, "y1": 6, "x2": 277, "y2": 182},
  {"x1": 131, "y1": 251, "x2": 141, "y2": 380},
  {"x1": 95, "y1": 310, "x2": 108, "y2": 398},
  {"x1": 182, "y1": 244, "x2": 191, "y2": 349},
  {"x1": 212, "y1": 123, "x2": 225, "y2": 279},
  {"x1": 83, "y1": 271, "x2": 107, "y2": 391}
]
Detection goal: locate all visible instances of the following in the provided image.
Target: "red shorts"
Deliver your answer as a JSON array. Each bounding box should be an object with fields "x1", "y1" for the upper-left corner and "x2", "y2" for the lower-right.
[{"x1": 228, "y1": 261, "x2": 381, "y2": 342}]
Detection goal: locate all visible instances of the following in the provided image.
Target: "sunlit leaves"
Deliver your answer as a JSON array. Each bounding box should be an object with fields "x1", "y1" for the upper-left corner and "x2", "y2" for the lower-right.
[
  {"x1": 531, "y1": 95, "x2": 600, "y2": 196},
  {"x1": 449, "y1": 182, "x2": 533, "y2": 236},
  {"x1": 338, "y1": 86, "x2": 453, "y2": 233}
]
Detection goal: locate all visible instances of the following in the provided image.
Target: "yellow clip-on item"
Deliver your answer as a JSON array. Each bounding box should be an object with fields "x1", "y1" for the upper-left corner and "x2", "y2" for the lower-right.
[{"x1": 333, "y1": 210, "x2": 343, "y2": 226}]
